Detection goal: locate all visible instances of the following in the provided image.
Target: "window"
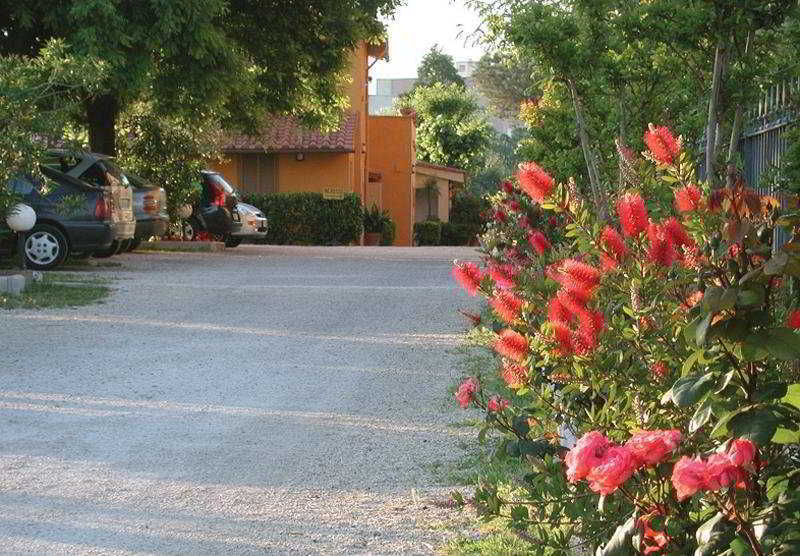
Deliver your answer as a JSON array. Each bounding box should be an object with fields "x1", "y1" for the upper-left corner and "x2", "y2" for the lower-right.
[{"x1": 239, "y1": 153, "x2": 277, "y2": 194}]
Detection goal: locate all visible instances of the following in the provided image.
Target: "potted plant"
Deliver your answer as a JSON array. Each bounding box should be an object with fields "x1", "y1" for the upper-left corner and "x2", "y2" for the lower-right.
[{"x1": 363, "y1": 204, "x2": 389, "y2": 246}]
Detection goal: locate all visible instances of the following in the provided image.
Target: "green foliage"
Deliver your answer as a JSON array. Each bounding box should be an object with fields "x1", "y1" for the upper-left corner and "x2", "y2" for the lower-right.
[
  {"x1": 415, "y1": 44, "x2": 465, "y2": 89},
  {"x1": 0, "y1": 39, "x2": 105, "y2": 218},
  {"x1": 0, "y1": 0, "x2": 401, "y2": 153},
  {"x1": 363, "y1": 203, "x2": 391, "y2": 233},
  {"x1": 441, "y1": 223, "x2": 476, "y2": 246},
  {"x1": 472, "y1": 49, "x2": 541, "y2": 119},
  {"x1": 413, "y1": 220, "x2": 442, "y2": 246},
  {"x1": 242, "y1": 192, "x2": 362, "y2": 245},
  {"x1": 395, "y1": 83, "x2": 491, "y2": 174},
  {"x1": 380, "y1": 218, "x2": 396, "y2": 246},
  {"x1": 451, "y1": 191, "x2": 489, "y2": 227},
  {"x1": 116, "y1": 104, "x2": 223, "y2": 220}
]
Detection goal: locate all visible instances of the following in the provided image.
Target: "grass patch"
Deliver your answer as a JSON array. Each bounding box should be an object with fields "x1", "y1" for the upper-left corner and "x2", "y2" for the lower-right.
[
  {"x1": 136, "y1": 241, "x2": 221, "y2": 253},
  {"x1": 0, "y1": 273, "x2": 112, "y2": 309}
]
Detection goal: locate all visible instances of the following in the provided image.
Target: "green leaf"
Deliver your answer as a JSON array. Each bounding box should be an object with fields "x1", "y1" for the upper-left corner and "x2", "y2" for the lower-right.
[
  {"x1": 685, "y1": 315, "x2": 702, "y2": 344},
  {"x1": 695, "y1": 513, "x2": 735, "y2": 556},
  {"x1": 738, "y1": 267, "x2": 763, "y2": 285},
  {"x1": 596, "y1": 516, "x2": 636, "y2": 556},
  {"x1": 736, "y1": 288, "x2": 764, "y2": 308},
  {"x1": 670, "y1": 372, "x2": 716, "y2": 407},
  {"x1": 782, "y1": 384, "x2": 800, "y2": 410},
  {"x1": 703, "y1": 286, "x2": 724, "y2": 313},
  {"x1": 772, "y1": 428, "x2": 800, "y2": 444},
  {"x1": 690, "y1": 398, "x2": 713, "y2": 433},
  {"x1": 696, "y1": 313, "x2": 713, "y2": 347},
  {"x1": 758, "y1": 329, "x2": 800, "y2": 361},
  {"x1": 764, "y1": 252, "x2": 789, "y2": 275},
  {"x1": 728, "y1": 408, "x2": 780, "y2": 445},
  {"x1": 720, "y1": 288, "x2": 738, "y2": 311},
  {"x1": 682, "y1": 351, "x2": 701, "y2": 376},
  {"x1": 754, "y1": 382, "x2": 789, "y2": 403}
]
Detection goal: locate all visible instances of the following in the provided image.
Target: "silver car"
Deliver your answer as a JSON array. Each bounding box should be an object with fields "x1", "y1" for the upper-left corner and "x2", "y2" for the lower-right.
[{"x1": 226, "y1": 202, "x2": 268, "y2": 248}]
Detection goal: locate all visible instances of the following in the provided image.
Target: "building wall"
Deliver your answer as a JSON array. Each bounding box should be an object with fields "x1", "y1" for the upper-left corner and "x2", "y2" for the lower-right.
[
  {"x1": 276, "y1": 152, "x2": 353, "y2": 194},
  {"x1": 413, "y1": 173, "x2": 451, "y2": 224},
  {"x1": 368, "y1": 115, "x2": 415, "y2": 246}
]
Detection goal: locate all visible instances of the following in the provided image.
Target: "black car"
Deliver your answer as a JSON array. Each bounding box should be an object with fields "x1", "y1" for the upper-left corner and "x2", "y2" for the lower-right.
[
  {"x1": 126, "y1": 173, "x2": 168, "y2": 250},
  {"x1": 182, "y1": 171, "x2": 240, "y2": 241},
  {"x1": 42, "y1": 150, "x2": 135, "y2": 257},
  {"x1": 0, "y1": 167, "x2": 116, "y2": 270}
]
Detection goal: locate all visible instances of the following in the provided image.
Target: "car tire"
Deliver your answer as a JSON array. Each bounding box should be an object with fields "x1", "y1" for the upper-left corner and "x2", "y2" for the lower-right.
[
  {"x1": 92, "y1": 240, "x2": 120, "y2": 258},
  {"x1": 182, "y1": 218, "x2": 201, "y2": 241},
  {"x1": 23, "y1": 224, "x2": 69, "y2": 270},
  {"x1": 224, "y1": 236, "x2": 243, "y2": 248}
]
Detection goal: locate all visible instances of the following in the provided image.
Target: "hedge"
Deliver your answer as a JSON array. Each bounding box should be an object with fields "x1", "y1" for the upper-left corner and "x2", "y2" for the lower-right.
[
  {"x1": 413, "y1": 220, "x2": 442, "y2": 246},
  {"x1": 440, "y1": 222, "x2": 478, "y2": 245},
  {"x1": 243, "y1": 192, "x2": 363, "y2": 245}
]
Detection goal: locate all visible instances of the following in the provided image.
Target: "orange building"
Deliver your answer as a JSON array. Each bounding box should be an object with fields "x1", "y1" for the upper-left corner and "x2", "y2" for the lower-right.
[{"x1": 213, "y1": 41, "x2": 440, "y2": 246}]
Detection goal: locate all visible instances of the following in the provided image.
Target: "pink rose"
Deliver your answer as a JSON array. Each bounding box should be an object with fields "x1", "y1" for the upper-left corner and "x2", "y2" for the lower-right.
[
  {"x1": 626, "y1": 429, "x2": 682, "y2": 467},
  {"x1": 727, "y1": 438, "x2": 756, "y2": 467},
  {"x1": 455, "y1": 377, "x2": 479, "y2": 409},
  {"x1": 671, "y1": 456, "x2": 706, "y2": 501},
  {"x1": 586, "y1": 446, "x2": 637, "y2": 495},
  {"x1": 565, "y1": 431, "x2": 611, "y2": 483},
  {"x1": 487, "y1": 396, "x2": 510, "y2": 413},
  {"x1": 704, "y1": 453, "x2": 743, "y2": 491}
]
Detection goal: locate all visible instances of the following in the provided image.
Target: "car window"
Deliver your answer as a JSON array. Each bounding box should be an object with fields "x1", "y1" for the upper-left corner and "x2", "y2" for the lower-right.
[
  {"x1": 41, "y1": 153, "x2": 81, "y2": 173},
  {"x1": 9, "y1": 177, "x2": 35, "y2": 195},
  {"x1": 208, "y1": 173, "x2": 239, "y2": 196},
  {"x1": 100, "y1": 159, "x2": 130, "y2": 187}
]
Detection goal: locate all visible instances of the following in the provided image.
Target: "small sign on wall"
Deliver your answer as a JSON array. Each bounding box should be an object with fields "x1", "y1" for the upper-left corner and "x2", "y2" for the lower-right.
[{"x1": 323, "y1": 187, "x2": 346, "y2": 200}]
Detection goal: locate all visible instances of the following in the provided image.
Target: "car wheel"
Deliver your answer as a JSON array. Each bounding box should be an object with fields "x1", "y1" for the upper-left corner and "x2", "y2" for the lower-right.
[
  {"x1": 23, "y1": 224, "x2": 69, "y2": 270},
  {"x1": 182, "y1": 218, "x2": 200, "y2": 241},
  {"x1": 92, "y1": 240, "x2": 120, "y2": 258},
  {"x1": 224, "y1": 236, "x2": 243, "y2": 248}
]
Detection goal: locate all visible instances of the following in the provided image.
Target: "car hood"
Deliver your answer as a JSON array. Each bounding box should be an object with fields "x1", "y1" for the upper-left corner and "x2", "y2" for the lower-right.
[{"x1": 236, "y1": 203, "x2": 265, "y2": 217}]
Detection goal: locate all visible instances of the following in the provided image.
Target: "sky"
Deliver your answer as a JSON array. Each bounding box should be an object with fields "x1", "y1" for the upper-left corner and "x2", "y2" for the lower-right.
[{"x1": 369, "y1": 0, "x2": 486, "y2": 90}]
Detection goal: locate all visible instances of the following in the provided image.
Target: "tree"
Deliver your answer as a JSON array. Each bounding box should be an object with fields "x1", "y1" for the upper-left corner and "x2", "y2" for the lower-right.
[
  {"x1": 415, "y1": 44, "x2": 465, "y2": 88},
  {"x1": 0, "y1": 0, "x2": 401, "y2": 155},
  {"x1": 396, "y1": 83, "x2": 491, "y2": 173},
  {"x1": 472, "y1": 50, "x2": 540, "y2": 119}
]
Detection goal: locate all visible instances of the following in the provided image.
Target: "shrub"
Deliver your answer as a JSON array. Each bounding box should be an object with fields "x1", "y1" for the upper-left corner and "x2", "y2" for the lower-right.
[
  {"x1": 414, "y1": 220, "x2": 442, "y2": 245},
  {"x1": 451, "y1": 124, "x2": 800, "y2": 555},
  {"x1": 242, "y1": 192, "x2": 362, "y2": 245},
  {"x1": 450, "y1": 191, "x2": 488, "y2": 227},
  {"x1": 380, "y1": 218, "x2": 396, "y2": 246},
  {"x1": 440, "y1": 222, "x2": 475, "y2": 245}
]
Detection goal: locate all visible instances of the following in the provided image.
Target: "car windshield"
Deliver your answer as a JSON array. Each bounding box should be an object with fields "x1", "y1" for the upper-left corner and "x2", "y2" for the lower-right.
[
  {"x1": 99, "y1": 159, "x2": 130, "y2": 187},
  {"x1": 208, "y1": 173, "x2": 239, "y2": 197}
]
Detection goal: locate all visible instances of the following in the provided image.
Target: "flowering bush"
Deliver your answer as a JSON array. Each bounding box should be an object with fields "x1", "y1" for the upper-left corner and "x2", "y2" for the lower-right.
[{"x1": 452, "y1": 125, "x2": 800, "y2": 554}]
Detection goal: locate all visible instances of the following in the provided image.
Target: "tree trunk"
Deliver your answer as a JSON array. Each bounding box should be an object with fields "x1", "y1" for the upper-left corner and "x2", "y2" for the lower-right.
[
  {"x1": 706, "y1": 40, "x2": 728, "y2": 189},
  {"x1": 86, "y1": 93, "x2": 119, "y2": 155},
  {"x1": 568, "y1": 79, "x2": 607, "y2": 221},
  {"x1": 726, "y1": 32, "x2": 752, "y2": 188}
]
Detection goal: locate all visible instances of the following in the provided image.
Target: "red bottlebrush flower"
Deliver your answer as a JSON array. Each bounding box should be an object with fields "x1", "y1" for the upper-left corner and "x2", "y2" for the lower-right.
[
  {"x1": 586, "y1": 445, "x2": 637, "y2": 495},
  {"x1": 561, "y1": 259, "x2": 602, "y2": 290},
  {"x1": 626, "y1": 430, "x2": 682, "y2": 468},
  {"x1": 565, "y1": 431, "x2": 611, "y2": 483},
  {"x1": 788, "y1": 310, "x2": 800, "y2": 330},
  {"x1": 452, "y1": 262, "x2": 484, "y2": 296},
  {"x1": 556, "y1": 287, "x2": 591, "y2": 314},
  {"x1": 455, "y1": 377, "x2": 479, "y2": 409},
  {"x1": 548, "y1": 297, "x2": 572, "y2": 325},
  {"x1": 617, "y1": 193, "x2": 649, "y2": 237},
  {"x1": 601, "y1": 226, "x2": 628, "y2": 261},
  {"x1": 518, "y1": 161, "x2": 555, "y2": 202},
  {"x1": 501, "y1": 180, "x2": 514, "y2": 194},
  {"x1": 682, "y1": 290, "x2": 703, "y2": 310},
  {"x1": 487, "y1": 395, "x2": 510, "y2": 412},
  {"x1": 650, "y1": 361, "x2": 669, "y2": 379},
  {"x1": 681, "y1": 245, "x2": 704, "y2": 270},
  {"x1": 490, "y1": 289, "x2": 524, "y2": 324},
  {"x1": 551, "y1": 321, "x2": 574, "y2": 354},
  {"x1": 663, "y1": 217, "x2": 694, "y2": 249},
  {"x1": 502, "y1": 361, "x2": 528, "y2": 389},
  {"x1": 488, "y1": 262, "x2": 517, "y2": 289},
  {"x1": 528, "y1": 229, "x2": 551, "y2": 255},
  {"x1": 493, "y1": 329, "x2": 529, "y2": 362},
  {"x1": 572, "y1": 329, "x2": 597, "y2": 355},
  {"x1": 728, "y1": 243, "x2": 741, "y2": 259},
  {"x1": 647, "y1": 222, "x2": 677, "y2": 267},
  {"x1": 507, "y1": 199, "x2": 522, "y2": 212},
  {"x1": 675, "y1": 185, "x2": 703, "y2": 213},
  {"x1": 600, "y1": 253, "x2": 618, "y2": 271},
  {"x1": 728, "y1": 438, "x2": 757, "y2": 467},
  {"x1": 494, "y1": 210, "x2": 507, "y2": 223},
  {"x1": 672, "y1": 456, "x2": 707, "y2": 501},
  {"x1": 518, "y1": 215, "x2": 531, "y2": 230},
  {"x1": 644, "y1": 124, "x2": 680, "y2": 165}
]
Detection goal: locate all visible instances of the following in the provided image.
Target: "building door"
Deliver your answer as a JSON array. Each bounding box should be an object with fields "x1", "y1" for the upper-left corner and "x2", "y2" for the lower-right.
[{"x1": 239, "y1": 153, "x2": 277, "y2": 194}]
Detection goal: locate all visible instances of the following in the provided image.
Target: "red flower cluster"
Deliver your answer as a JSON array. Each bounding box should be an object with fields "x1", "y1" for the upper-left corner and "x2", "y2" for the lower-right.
[
  {"x1": 546, "y1": 259, "x2": 604, "y2": 356},
  {"x1": 494, "y1": 210, "x2": 507, "y2": 223},
  {"x1": 788, "y1": 309, "x2": 800, "y2": 329},
  {"x1": 646, "y1": 217, "x2": 695, "y2": 268},
  {"x1": 455, "y1": 377, "x2": 480, "y2": 409},
  {"x1": 644, "y1": 124, "x2": 680, "y2": 165},
  {"x1": 528, "y1": 229, "x2": 551, "y2": 255},
  {"x1": 502, "y1": 360, "x2": 528, "y2": 389},
  {"x1": 493, "y1": 329, "x2": 529, "y2": 362},
  {"x1": 638, "y1": 508, "x2": 671, "y2": 554},
  {"x1": 566, "y1": 430, "x2": 683, "y2": 495},
  {"x1": 488, "y1": 262, "x2": 518, "y2": 289},
  {"x1": 518, "y1": 161, "x2": 555, "y2": 202},
  {"x1": 487, "y1": 396, "x2": 510, "y2": 412},
  {"x1": 489, "y1": 289, "x2": 524, "y2": 324},
  {"x1": 452, "y1": 261, "x2": 484, "y2": 296},
  {"x1": 600, "y1": 226, "x2": 628, "y2": 269},
  {"x1": 501, "y1": 180, "x2": 514, "y2": 194},
  {"x1": 671, "y1": 438, "x2": 756, "y2": 501},
  {"x1": 650, "y1": 361, "x2": 669, "y2": 379},
  {"x1": 675, "y1": 185, "x2": 703, "y2": 213},
  {"x1": 617, "y1": 192, "x2": 649, "y2": 237}
]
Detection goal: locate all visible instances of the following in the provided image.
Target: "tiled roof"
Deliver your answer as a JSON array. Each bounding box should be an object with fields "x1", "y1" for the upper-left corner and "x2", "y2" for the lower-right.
[
  {"x1": 416, "y1": 160, "x2": 467, "y2": 180},
  {"x1": 223, "y1": 113, "x2": 357, "y2": 153}
]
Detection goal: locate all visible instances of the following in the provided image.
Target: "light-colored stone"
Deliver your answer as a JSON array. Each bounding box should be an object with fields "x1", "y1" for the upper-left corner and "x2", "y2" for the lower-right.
[{"x1": 0, "y1": 274, "x2": 26, "y2": 295}]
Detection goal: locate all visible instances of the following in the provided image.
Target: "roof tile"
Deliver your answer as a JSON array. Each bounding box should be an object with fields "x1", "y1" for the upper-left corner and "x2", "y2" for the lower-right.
[{"x1": 223, "y1": 113, "x2": 357, "y2": 153}]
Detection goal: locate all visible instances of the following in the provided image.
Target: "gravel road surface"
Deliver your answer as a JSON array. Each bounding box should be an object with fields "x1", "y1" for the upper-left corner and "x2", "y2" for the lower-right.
[{"x1": 0, "y1": 246, "x2": 481, "y2": 555}]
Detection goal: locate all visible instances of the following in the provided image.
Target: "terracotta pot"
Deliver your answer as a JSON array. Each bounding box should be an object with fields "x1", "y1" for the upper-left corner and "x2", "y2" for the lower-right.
[{"x1": 364, "y1": 232, "x2": 381, "y2": 246}]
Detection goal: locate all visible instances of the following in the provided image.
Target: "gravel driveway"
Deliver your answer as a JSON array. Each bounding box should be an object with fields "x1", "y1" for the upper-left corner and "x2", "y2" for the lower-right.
[{"x1": 0, "y1": 245, "x2": 481, "y2": 555}]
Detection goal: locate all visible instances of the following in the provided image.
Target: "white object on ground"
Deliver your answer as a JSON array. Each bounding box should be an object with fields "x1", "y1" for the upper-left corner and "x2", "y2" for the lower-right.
[{"x1": 5, "y1": 203, "x2": 36, "y2": 232}]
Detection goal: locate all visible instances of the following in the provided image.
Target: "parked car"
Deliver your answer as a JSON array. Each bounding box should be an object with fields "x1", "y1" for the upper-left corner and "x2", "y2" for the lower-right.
[
  {"x1": 0, "y1": 166, "x2": 116, "y2": 270},
  {"x1": 225, "y1": 202, "x2": 268, "y2": 247},
  {"x1": 182, "y1": 170, "x2": 239, "y2": 241},
  {"x1": 125, "y1": 173, "x2": 168, "y2": 250},
  {"x1": 41, "y1": 150, "x2": 135, "y2": 257}
]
